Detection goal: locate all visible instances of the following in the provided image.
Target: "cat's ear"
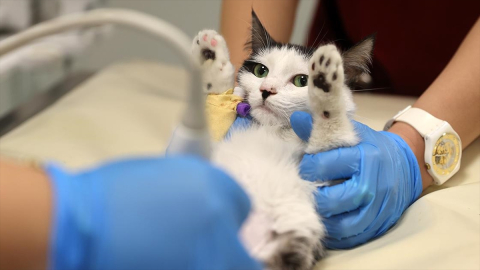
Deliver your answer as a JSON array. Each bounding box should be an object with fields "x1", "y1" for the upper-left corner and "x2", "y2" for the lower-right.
[
  {"x1": 342, "y1": 34, "x2": 376, "y2": 85},
  {"x1": 248, "y1": 10, "x2": 275, "y2": 51}
]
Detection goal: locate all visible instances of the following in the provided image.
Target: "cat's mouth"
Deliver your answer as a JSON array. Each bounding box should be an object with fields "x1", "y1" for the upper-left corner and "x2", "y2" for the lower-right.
[{"x1": 256, "y1": 104, "x2": 276, "y2": 114}]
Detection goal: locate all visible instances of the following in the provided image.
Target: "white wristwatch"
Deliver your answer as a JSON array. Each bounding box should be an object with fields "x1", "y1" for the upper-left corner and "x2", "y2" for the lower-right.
[{"x1": 384, "y1": 106, "x2": 462, "y2": 185}]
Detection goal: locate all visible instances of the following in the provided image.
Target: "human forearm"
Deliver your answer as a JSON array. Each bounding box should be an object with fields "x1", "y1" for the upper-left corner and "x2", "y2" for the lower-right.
[
  {"x1": 389, "y1": 18, "x2": 480, "y2": 190},
  {"x1": 1, "y1": 156, "x2": 258, "y2": 270},
  {"x1": 414, "y1": 18, "x2": 480, "y2": 147},
  {"x1": 220, "y1": 0, "x2": 299, "y2": 71},
  {"x1": 0, "y1": 160, "x2": 51, "y2": 270}
]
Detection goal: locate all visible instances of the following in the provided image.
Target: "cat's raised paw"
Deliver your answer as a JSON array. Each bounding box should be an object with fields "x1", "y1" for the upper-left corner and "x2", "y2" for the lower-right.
[
  {"x1": 192, "y1": 30, "x2": 229, "y2": 65},
  {"x1": 306, "y1": 44, "x2": 358, "y2": 154},
  {"x1": 309, "y1": 44, "x2": 344, "y2": 94},
  {"x1": 192, "y1": 30, "x2": 234, "y2": 94}
]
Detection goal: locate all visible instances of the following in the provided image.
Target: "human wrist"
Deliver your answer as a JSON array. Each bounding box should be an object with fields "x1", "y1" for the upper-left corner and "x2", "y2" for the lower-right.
[
  {"x1": 0, "y1": 160, "x2": 52, "y2": 270},
  {"x1": 388, "y1": 122, "x2": 434, "y2": 190}
]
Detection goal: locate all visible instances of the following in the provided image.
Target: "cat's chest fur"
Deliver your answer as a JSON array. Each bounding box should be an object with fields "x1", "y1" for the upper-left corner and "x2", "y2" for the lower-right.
[
  {"x1": 212, "y1": 126, "x2": 314, "y2": 253},
  {"x1": 212, "y1": 125, "x2": 305, "y2": 193}
]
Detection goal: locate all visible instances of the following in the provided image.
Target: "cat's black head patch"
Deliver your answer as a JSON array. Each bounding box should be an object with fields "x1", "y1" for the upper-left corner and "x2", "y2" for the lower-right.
[
  {"x1": 245, "y1": 10, "x2": 314, "y2": 59},
  {"x1": 240, "y1": 10, "x2": 375, "y2": 88},
  {"x1": 239, "y1": 10, "x2": 314, "y2": 79}
]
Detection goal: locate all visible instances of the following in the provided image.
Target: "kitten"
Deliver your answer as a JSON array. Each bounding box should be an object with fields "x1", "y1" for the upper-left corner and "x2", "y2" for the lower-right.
[{"x1": 192, "y1": 11, "x2": 374, "y2": 270}]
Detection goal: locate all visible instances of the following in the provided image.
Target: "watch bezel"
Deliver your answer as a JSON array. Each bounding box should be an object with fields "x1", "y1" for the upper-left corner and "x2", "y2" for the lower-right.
[{"x1": 424, "y1": 123, "x2": 462, "y2": 185}]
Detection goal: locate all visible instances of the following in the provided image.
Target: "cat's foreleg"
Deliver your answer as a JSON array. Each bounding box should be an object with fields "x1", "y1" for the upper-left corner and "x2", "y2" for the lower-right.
[
  {"x1": 254, "y1": 195, "x2": 326, "y2": 270},
  {"x1": 192, "y1": 30, "x2": 235, "y2": 94},
  {"x1": 306, "y1": 45, "x2": 359, "y2": 153}
]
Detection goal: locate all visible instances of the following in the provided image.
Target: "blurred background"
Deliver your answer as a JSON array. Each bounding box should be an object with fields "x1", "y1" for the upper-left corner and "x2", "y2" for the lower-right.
[
  {"x1": 76, "y1": 0, "x2": 316, "y2": 70},
  {"x1": 1, "y1": 0, "x2": 478, "y2": 134},
  {"x1": 0, "y1": 0, "x2": 316, "y2": 124}
]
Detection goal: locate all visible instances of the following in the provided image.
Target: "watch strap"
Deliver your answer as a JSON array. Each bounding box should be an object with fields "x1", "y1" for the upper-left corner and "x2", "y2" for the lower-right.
[
  {"x1": 383, "y1": 106, "x2": 444, "y2": 136},
  {"x1": 395, "y1": 107, "x2": 445, "y2": 137}
]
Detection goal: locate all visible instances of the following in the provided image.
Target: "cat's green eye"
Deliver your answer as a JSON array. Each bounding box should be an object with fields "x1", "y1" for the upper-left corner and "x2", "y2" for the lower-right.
[
  {"x1": 293, "y1": 74, "x2": 308, "y2": 87},
  {"x1": 253, "y1": 64, "x2": 269, "y2": 78}
]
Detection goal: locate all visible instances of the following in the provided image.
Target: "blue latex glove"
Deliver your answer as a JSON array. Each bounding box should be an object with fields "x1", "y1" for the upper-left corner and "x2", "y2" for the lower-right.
[
  {"x1": 290, "y1": 111, "x2": 423, "y2": 249},
  {"x1": 45, "y1": 156, "x2": 260, "y2": 270},
  {"x1": 225, "y1": 115, "x2": 253, "y2": 139}
]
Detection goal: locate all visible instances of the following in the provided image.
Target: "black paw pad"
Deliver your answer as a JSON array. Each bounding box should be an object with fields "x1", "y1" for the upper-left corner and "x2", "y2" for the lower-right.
[
  {"x1": 323, "y1": 111, "x2": 330, "y2": 118},
  {"x1": 313, "y1": 73, "x2": 330, "y2": 92},
  {"x1": 206, "y1": 83, "x2": 212, "y2": 90},
  {"x1": 201, "y1": 49, "x2": 215, "y2": 60},
  {"x1": 319, "y1": 55, "x2": 325, "y2": 65},
  {"x1": 313, "y1": 246, "x2": 325, "y2": 261},
  {"x1": 333, "y1": 72, "x2": 337, "y2": 81},
  {"x1": 280, "y1": 251, "x2": 306, "y2": 269},
  {"x1": 325, "y1": 58, "x2": 331, "y2": 67}
]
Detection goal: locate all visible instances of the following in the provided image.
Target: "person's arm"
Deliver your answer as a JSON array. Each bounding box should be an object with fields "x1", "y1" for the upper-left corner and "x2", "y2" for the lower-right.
[
  {"x1": 0, "y1": 160, "x2": 51, "y2": 270},
  {"x1": 389, "y1": 18, "x2": 480, "y2": 190},
  {"x1": 0, "y1": 157, "x2": 260, "y2": 270},
  {"x1": 220, "y1": 0, "x2": 300, "y2": 72},
  {"x1": 289, "y1": 18, "x2": 480, "y2": 249}
]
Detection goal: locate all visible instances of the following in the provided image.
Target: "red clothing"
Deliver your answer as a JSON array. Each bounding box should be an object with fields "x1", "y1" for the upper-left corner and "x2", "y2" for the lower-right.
[{"x1": 307, "y1": 0, "x2": 479, "y2": 96}]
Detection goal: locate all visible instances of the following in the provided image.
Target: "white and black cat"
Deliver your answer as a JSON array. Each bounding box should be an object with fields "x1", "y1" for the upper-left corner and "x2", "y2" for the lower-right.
[{"x1": 192, "y1": 11, "x2": 374, "y2": 270}]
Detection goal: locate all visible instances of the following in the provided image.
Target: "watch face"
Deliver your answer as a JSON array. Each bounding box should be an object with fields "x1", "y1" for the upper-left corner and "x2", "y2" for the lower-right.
[{"x1": 432, "y1": 133, "x2": 461, "y2": 176}]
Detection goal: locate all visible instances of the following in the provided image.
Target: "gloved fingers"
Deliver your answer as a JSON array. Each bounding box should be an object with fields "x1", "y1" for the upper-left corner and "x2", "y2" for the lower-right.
[
  {"x1": 321, "y1": 190, "x2": 395, "y2": 242},
  {"x1": 290, "y1": 114, "x2": 376, "y2": 143},
  {"x1": 352, "y1": 120, "x2": 378, "y2": 143},
  {"x1": 207, "y1": 167, "x2": 252, "y2": 226},
  {"x1": 195, "y1": 216, "x2": 262, "y2": 270},
  {"x1": 290, "y1": 111, "x2": 313, "y2": 141},
  {"x1": 299, "y1": 147, "x2": 361, "y2": 182},
  {"x1": 313, "y1": 177, "x2": 373, "y2": 217},
  {"x1": 224, "y1": 236, "x2": 263, "y2": 270},
  {"x1": 229, "y1": 250, "x2": 262, "y2": 270},
  {"x1": 323, "y1": 202, "x2": 381, "y2": 241},
  {"x1": 322, "y1": 208, "x2": 396, "y2": 250}
]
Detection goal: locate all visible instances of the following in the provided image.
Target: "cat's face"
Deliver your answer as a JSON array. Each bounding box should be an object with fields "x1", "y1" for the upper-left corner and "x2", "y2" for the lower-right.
[
  {"x1": 238, "y1": 11, "x2": 375, "y2": 127},
  {"x1": 238, "y1": 47, "x2": 311, "y2": 126},
  {"x1": 237, "y1": 12, "x2": 314, "y2": 126}
]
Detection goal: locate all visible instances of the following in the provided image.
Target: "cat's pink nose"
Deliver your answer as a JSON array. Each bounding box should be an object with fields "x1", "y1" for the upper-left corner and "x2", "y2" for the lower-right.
[
  {"x1": 259, "y1": 87, "x2": 277, "y2": 94},
  {"x1": 260, "y1": 87, "x2": 277, "y2": 100}
]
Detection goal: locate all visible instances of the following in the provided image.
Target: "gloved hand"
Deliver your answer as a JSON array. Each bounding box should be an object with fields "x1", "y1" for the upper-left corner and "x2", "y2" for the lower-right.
[
  {"x1": 225, "y1": 115, "x2": 253, "y2": 139},
  {"x1": 290, "y1": 111, "x2": 423, "y2": 249},
  {"x1": 45, "y1": 156, "x2": 260, "y2": 270}
]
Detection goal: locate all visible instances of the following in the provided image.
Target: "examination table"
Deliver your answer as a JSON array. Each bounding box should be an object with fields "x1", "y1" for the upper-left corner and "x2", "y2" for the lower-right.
[{"x1": 0, "y1": 61, "x2": 478, "y2": 270}]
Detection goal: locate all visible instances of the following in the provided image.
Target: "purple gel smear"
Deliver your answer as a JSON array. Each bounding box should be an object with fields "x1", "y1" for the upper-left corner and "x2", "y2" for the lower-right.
[{"x1": 236, "y1": 102, "x2": 251, "y2": 117}]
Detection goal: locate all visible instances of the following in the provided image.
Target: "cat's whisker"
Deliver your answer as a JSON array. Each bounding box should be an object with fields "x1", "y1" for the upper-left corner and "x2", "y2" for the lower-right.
[
  {"x1": 309, "y1": 21, "x2": 325, "y2": 49},
  {"x1": 351, "y1": 87, "x2": 390, "y2": 92},
  {"x1": 331, "y1": 39, "x2": 345, "y2": 43},
  {"x1": 315, "y1": 30, "x2": 329, "y2": 48},
  {"x1": 307, "y1": 22, "x2": 326, "y2": 56}
]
